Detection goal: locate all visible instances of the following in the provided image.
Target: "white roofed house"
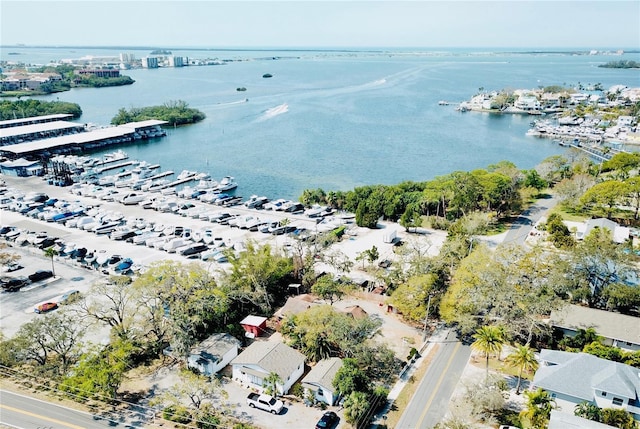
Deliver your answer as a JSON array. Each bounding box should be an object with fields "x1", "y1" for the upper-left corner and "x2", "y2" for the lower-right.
[
  {"x1": 532, "y1": 350, "x2": 640, "y2": 421},
  {"x1": 231, "y1": 341, "x2": 305, "y2": 395},
  {"x1": 514, "y1": 92, "x2": 542, "y2": 111},
  {"x1": 301, "y1": 357, "x2": 343, "y2": 406},
  {"x1": 573, "y1": 218, "x2": 630, "y2": 244},
  {"x1": 186, "y1": 333, "x2": 242, "y2": 376}
]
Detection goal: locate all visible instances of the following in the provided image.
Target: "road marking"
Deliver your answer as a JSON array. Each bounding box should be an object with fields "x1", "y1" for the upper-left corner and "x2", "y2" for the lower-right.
[
  {"x1": 0, "y1": 403, "x2": 85, "y2": 429},
  {"x1": 415, "y1": 341, "x2": 462, "y2": 428}
]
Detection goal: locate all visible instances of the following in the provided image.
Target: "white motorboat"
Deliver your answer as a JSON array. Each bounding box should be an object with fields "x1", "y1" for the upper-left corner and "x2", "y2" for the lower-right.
[{"x1": 216, "y1": 176, "x2": 237, "y2": 192}]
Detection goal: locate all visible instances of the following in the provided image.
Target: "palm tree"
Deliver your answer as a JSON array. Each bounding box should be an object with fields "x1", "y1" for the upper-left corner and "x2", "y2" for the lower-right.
[
  {"x1": 263, "y1": 371, "x2": 282, "y2": 398},
  {"x1": 43, "y1": 246, "x2": 58, "y2": 277},
  {"x1": 471, "y1": 325, "x2": 505, "y2": 380},
  {"x1": 520, "y1": 388, "x2": 556, "y2": 429},
  {"x1": 505, "y1": 344, "x2": 539, "y2": 394},
  {"x1": 574, "y1": 401, "x2": 603, "y2": 422}
]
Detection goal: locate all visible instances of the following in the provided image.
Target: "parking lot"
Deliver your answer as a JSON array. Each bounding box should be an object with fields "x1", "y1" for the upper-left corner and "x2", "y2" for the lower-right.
[{"x1": 0, "y1": 242, "x2": 106, "y2": 339}]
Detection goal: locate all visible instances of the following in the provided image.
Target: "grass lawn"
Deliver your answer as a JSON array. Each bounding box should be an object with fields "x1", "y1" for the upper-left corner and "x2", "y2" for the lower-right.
[
  {"x1": 469, "y1": 355, "x2": 535, "y2": 381},
  {"x1": 384, "y1": 344, "x2": 440, "y2": 428}
]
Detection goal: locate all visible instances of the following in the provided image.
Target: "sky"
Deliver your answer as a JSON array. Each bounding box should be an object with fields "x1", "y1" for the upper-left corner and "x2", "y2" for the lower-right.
[{"x1": 1, "y1": 1, "x2": 639, "y2": 49}]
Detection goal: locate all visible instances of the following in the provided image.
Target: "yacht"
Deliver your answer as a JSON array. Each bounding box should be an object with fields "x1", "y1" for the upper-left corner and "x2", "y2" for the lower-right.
[{"x1": 216, "y1": 176, "x2": 238, "y2": 192}]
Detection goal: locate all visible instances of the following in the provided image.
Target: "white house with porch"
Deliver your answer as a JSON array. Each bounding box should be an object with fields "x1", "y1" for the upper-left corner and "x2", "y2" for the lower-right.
[{"x1": 301, "y1": 357, "x2": 343, "y2": 406}]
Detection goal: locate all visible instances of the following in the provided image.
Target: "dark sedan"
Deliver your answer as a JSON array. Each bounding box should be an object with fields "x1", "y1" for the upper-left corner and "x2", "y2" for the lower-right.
[{"x1": 315, "y1": 411, "x2": 339, "y2": 429}]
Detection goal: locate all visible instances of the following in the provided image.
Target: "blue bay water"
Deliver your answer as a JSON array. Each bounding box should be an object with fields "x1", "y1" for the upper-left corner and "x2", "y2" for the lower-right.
[{"x1": 5, "y1": 47, "x2": 640, "y2": 200}]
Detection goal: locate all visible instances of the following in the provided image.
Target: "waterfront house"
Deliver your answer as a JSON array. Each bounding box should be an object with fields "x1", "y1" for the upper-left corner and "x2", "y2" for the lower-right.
[
  {"x1": 231, "y1": 341, "x2": 306, "y2": 395},
  {"x1": 514, "y1": 92, "x2": 542, "y2": 111},
  {"x1": 550, "y1": 305, "x2": 640, "y2": 352},
  {"x1": 301, "y1": 357, "x2": 343, "y2": 405},
  {"x1": 186, "y1": 333, "x2": 242, "y2": 376},
  {"x1": 531, "y1": 350, "x2": 640, "y2": 420}
]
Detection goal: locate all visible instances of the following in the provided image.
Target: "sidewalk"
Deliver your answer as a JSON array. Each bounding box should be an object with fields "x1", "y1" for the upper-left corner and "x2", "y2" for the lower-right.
[{"x1": 377, "y1": 326, "x2": 451, "y2": 420}]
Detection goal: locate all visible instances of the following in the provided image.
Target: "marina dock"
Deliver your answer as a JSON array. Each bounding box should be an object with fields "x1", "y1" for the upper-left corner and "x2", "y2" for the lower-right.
[{"x1": 95, "y1": 160, "x2": 136, "y2": 173}]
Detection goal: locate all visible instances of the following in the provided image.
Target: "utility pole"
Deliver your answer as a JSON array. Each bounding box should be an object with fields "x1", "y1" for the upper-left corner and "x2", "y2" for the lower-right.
[{"x1": 422, "y1": 293, "x2": 432, "y2": 342}]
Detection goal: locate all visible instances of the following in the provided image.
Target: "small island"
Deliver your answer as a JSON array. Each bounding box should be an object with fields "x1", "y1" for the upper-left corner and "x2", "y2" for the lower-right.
[
  {"x1": 110, "y1": 100, "x2": 205, "y2": 126},
  {"x1": 0, "y1": 99, "x2": 82, "y2": 120},
  {"x1": 598, "y1": 60, "x2": 640, "y2": 69}
]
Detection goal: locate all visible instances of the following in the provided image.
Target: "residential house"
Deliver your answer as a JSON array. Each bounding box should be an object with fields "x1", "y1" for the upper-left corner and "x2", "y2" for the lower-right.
[
  {"x1": 274, "y1": 294, "x2": 318, "y2": 320},
  {"x1": 187, "y1": 333, "x2": 241, "y2": 376},
  {"x1": 550, "y1": 304, "x2": 640, "y2": 352},
  {"x1": 531, "y1": 350, "x2": 640, "y2": 420},
  {"x1": 574, "y1": 218, "x2": 630, "y2": 244},
  {"x1": 301, "y1": 357, "x2": 343, "y2": 406},
  {"x1": 231, "y1": 341, "x2": 306, "y2": 395},
  {"x1": 514, "y1": 92, "x2": 542, "y2": 111},
  {"x1": 342, "y1": 305, "x2": 368, "y2": 320}
]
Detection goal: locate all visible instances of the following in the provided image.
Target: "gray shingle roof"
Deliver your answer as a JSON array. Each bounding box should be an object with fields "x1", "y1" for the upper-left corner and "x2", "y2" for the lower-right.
[
  {"x1": 231, "y1": 341, "x2": 305, "y2": 381},
  {"x1": 302, "y1": 357, "x2": 343, "y2": 391},
  {"x1": 550, "y1": 304, "x2": 640, "y2": 346},
  {"x1": 534, "y1": 350, "x2": 640, "y2": 401},
  {"x1": 190, "y1": 333, "x2": 241, "y2": 362}
]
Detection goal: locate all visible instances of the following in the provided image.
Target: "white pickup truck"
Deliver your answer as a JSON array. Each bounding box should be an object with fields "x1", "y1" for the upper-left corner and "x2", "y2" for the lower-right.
[{"x1": 246, "y1": 393, "x2": 284, "y2": 414}]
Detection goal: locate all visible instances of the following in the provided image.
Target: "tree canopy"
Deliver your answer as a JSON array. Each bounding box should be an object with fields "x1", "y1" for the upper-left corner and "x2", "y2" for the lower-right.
[{"x1": 111, "y1": 100, "x2": 205, "y2": 126}]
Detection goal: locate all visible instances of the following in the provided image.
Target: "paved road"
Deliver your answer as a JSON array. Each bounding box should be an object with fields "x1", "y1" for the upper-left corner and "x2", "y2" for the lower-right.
[
  {"x1": 503, "y1": 194, "x2": 559, "y2": 245},
  {"x1": 0, "y1": 389, "x2": 144, "y2": 428},
  {"x1": 396, "y1": 330, "x2": 471, "y2": 429}
]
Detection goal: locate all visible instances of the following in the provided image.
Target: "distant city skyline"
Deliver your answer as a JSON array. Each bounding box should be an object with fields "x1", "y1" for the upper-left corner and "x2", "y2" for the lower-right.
[{"x1": 1, "y1": 1, "x2": 639, "y2": 49}]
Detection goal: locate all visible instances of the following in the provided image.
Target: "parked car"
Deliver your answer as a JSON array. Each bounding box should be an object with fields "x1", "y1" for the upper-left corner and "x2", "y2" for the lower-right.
[
  {"x1": 246, "y1": 393, "x2": 283, "y2": 415},
  {"x1": 34, "y1": 302, "x2": 58, "y2": 314},
  {"x1": 0, "y1": 276, "x2": 28, "y2": 291},
  {"x1": 315, "y1": 411, "x2": 339, "y2": 429},
  {"x1": 59, "y1": 290, "x2": 81, "y2": 305},
  {"x1": 28, "y1": 270, "x2": 54, "y2": 282},
  {"x1": 4, "y1": 263, "x2": 23, "y2": 272}
]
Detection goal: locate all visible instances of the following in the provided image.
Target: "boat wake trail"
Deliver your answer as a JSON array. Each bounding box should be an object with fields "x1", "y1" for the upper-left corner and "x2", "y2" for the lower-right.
[
  {"x1": 213, "y1": 99, "x2": 249, "y2": 108},
  {"x1": 257, "y1": 103, "x2": 289, "y2": 121}
]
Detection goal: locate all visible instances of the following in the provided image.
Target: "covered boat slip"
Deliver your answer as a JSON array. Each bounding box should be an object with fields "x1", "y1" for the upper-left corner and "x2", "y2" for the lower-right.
[
  {"x1": 0, "y1": 114, "x2": 73, "y2": 129},
  {"x1": 0, "y1": 119, "x2": 167, "y2": 158},
  {"x1": 0, "y1": 121, "x2": 85, "y2": 146}
]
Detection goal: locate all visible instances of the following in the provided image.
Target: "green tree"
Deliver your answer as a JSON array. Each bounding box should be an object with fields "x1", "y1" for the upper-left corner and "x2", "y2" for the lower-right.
[
  {"x1": 400, "y1": 203, "x2": 421, "y2": 232},
  {"x1": 60, "y1": 338, "x2": 133, "y2": 402},
  {"x1": 471, "y1": 325, "x2": 505, "y2": 380},
  {"x1": 222, "y1": 240, "x2": 293, "y2": 313},
  {"x1": 43, "y1": 246, "x2": 58, "y2": 277},
  {"x1": 602, "y1": 283, "x2": 640, "y2": 314},
  {"x1": 574, "y1": 401, "x2": 603, "y2": 422},
  {"x1": 342, "y1": 391, "x2": 370, "y2": 427},
  {"x1": 580, "y1": 180, "x2": 627, "y2": 218},
  {"x1": 333, "y1": 358, "x2": 371, "y2": 396},
  {"x1": 388, "y1": 274, "x2": 438, "y2": 323},
  {"x1": 601, "y1": 408, "x2": 637, "y2": 429},
  {"x1": 311, "y1": 275, "x2": 346, "y2": 305},
  {"x1": 263, "y1": 371, "x2": 283, "y2": 397},
  {"x1": 519, "y1": 388, "x2": 556, "y2": 429},
  {"x1": 504, "y1": 344, "x2": 539, "y2": 394}
]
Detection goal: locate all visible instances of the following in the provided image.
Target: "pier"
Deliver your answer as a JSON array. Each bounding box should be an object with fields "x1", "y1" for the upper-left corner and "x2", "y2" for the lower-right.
[{"x1": 95, "y1": 160, "x2": 135, "y2": 173}]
